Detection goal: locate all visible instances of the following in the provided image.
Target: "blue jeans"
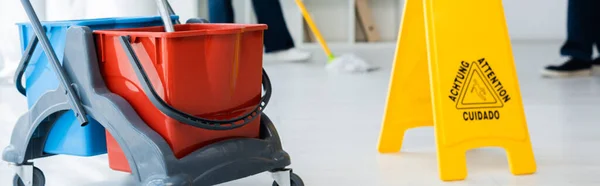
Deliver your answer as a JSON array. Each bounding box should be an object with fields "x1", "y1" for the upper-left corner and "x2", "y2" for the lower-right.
[
  {"x1": 560, "y1": 0, "x2": 600, "y2": 62},
  {"x1": 208, "y1": 0, "x2": 295, "y2": 53}
]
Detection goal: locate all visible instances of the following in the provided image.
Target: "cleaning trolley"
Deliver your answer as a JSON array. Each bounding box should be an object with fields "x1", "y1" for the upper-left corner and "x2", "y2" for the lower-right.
[{"x1": 3, "y1": 0, "x2": 304, "y2": 185}]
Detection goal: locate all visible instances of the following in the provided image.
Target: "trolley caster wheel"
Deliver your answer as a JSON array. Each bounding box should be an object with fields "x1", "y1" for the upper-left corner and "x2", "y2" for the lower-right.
[
  {"x1": 272, "y1": 173, "x2": 304, "y2": 186},
  {"x1": 13, "y1": 167, "x2": 45, "y2": 186}
]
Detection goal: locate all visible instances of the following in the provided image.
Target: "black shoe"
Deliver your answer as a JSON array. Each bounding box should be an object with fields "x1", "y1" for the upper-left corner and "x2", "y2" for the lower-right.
[
  {"x1": 542, "y1": 58, "x2": 593, "y2": 78},
  {"x1": 594, "y1": 58, "x2": 600, "y2": 66}
]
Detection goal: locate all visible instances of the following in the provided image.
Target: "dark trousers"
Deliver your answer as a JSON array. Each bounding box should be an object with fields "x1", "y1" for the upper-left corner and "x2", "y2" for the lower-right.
[
  {"x1": 208, "y1": 0, "x2": 295, "y2": 53},
  {"x1": 560, "y1": 0, "x2": 600, "y2": 62}
]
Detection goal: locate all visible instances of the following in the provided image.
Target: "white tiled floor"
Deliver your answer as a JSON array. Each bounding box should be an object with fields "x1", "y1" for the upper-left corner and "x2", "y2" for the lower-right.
[{"x1": 1, "y1": 41, "x2": 600, "y2": 186}]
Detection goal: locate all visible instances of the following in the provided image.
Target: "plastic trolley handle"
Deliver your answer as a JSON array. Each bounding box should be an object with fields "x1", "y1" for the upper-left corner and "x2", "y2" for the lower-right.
[{"x1": 118, "y1": 36, "x2": 272, "y2": 130}]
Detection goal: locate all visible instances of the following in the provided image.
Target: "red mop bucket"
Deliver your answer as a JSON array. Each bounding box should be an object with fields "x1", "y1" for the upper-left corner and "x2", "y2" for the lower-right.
[{"x1": 94, "y1": 23, "x2": 268, "y2": 172}]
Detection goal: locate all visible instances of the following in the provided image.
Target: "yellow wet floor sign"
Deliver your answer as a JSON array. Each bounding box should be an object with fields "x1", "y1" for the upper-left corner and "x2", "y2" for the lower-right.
[{"x1": 378, "y1": 0, "x2": 536, "y2": 181}]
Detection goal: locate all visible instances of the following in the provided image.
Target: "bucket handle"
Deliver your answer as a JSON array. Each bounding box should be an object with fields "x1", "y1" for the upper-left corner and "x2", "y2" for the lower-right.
[
  {"x1": 15, "y1": 35, "x2": 39, "y2": 96},
  {"x1": 118, "y1": 36, "x2": 271, "y2": 130}
]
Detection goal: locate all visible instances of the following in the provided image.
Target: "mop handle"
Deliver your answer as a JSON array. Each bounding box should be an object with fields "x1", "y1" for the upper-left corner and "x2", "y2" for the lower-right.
[
  {"x1": 156, "y1": 0, "x2": 175, "y2": 32},
  {"x1": 165, "y1": 0, "x2": 180, "y2": 24},
  {"x1": 19, "y1": 0, "x2": 89, "y2": 126},
  {"x1": 294, "y1": 0, "x2": 335, "y2": 60}
]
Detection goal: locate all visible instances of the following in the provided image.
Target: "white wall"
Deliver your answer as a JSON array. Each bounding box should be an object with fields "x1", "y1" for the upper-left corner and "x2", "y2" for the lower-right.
[
  {"x1": 16, "y1": 0, "x2": 571, "y2": 41},
  {"x1": 215, "y1": 0, "x2": 569, "y2": 45},
  {"x1": 503, "y1": 0, "x2": 567, "y2": 40},
  {"x1": 0, "y1": 0, "x2": 45, "y2": 72},
  {"x1": 275, "y1": 0, "x2": 569, "y2": 42}
]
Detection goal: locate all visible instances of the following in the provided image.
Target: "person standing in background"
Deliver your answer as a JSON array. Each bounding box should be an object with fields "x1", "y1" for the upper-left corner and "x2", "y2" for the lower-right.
[
  {"x1": 208, "y1": 0, "x2": 311, "y2": 62},
  {"x1": 542, "y1": 0, "x2": 600, "y2": 78}
]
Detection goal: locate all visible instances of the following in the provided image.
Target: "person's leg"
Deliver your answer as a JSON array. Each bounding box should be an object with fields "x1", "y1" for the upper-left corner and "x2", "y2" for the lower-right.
[
  {"x1": 251, "y1": 0, "x2": 310, "y2": 62},
  {"x1": 543, "y1": 0, "x2": 600, "y2": 77},
  {"x1": 560, "y1": 0, "x2": 598, "y2": 61},
  {"x1": 208, "y1": 0, "x2": 234, "y2": 23},
  {"x1": 251, "y1": 0, "x2": 295, "y2": 53},
  {"x1": 592, "y1": 0, "x2": 600, "y2": 65}
]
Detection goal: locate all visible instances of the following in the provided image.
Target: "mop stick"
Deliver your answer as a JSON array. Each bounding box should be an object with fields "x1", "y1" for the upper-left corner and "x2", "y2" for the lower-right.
[
  {"x1": 293, "y1": 0, "x2": 378, "y2": 73},
  {"x1": 156, "y1": 0, "x2": 175, "y2": 32},
  {"x1": 294, "y1": 0, "x2": 335, "y2": 62},
  {"x1": 20, "y1": 0, "x2": 89, "y2": 125}
]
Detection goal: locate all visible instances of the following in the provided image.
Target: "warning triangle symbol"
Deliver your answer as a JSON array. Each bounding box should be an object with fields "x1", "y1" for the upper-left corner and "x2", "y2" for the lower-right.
[{"x1": 456, "y1": 62, "x2": 504, "y2": 109}]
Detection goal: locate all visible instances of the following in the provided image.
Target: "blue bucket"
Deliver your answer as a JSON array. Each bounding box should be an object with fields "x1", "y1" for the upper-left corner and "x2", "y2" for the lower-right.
[{"x1": 18, "y1": 15, "x2": 179, "y2": 157}]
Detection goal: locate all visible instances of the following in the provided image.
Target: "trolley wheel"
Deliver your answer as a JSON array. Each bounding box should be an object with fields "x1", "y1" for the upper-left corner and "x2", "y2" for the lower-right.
[
  {"x1": 272, "y1": 173, "x2": 304, "y2": 186},
  {"x1": 13, "y1": 167, "x2": 45, "y2": 186}
]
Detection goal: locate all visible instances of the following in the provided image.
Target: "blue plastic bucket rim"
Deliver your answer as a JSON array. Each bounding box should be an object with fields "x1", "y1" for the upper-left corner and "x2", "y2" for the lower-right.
[{"x1": 16, "y1": 15, "x2": 179, "y2": 27}]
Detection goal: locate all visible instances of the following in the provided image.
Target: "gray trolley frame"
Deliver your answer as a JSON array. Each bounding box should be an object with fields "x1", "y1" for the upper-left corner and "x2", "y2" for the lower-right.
[{"x1": 3, "y1": 1, "x2": 301, "y2": 186}]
